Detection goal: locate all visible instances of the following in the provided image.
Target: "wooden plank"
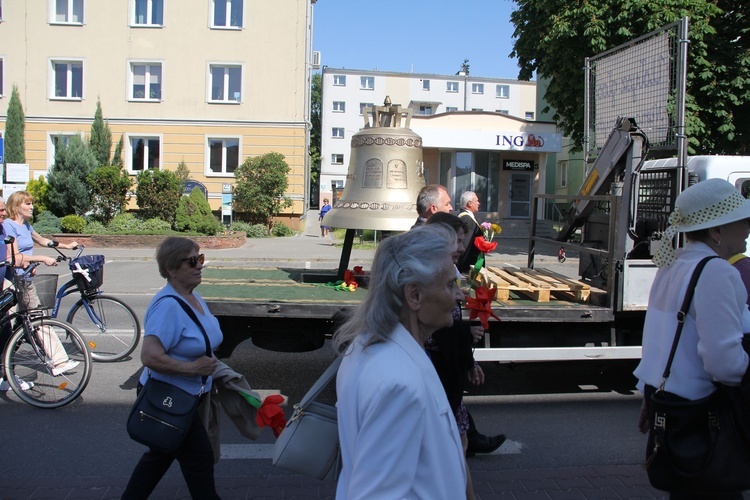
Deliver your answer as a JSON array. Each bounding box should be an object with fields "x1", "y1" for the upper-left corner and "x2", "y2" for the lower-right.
[{"x1": 530, "y1": 268, "x2": 591, "y2": 291}]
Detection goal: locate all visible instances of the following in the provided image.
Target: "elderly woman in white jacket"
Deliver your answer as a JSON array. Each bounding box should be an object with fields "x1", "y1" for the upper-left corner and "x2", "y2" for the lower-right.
[
  {"x1": 333, "y1": 224, "x2": 467, "y2": 499},
  {"x1": 635, "y1": 178, "x2": 750, "y2": 499}
]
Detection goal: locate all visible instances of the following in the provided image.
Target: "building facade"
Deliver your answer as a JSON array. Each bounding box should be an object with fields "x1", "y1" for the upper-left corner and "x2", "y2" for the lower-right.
[
  {"x1": 0, "y1": 0, "x2": 315, "y2": 226},
  {"x1": 320, "y1": 67, "x2": 562, "y2": 225}
]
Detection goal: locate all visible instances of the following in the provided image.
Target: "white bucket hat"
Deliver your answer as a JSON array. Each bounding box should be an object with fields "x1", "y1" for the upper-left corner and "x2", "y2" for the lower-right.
[{"x1": 652, "y1": 178, "x2": 750, "y2": 267}]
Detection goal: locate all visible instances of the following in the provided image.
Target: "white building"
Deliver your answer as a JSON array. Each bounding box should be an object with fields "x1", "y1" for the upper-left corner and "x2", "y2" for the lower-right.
[{"x1": 320, "y1": 67, "x2": 562, "y2": 225}]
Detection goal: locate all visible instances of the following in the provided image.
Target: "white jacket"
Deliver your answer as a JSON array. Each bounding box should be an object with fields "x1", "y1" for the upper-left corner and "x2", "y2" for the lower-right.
[{"x1": 336, "y1": 324, "x2": 466, "y2": 499}]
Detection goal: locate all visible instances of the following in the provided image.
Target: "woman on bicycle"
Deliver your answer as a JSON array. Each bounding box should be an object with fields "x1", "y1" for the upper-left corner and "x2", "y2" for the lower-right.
[{"x1": 3, "y1": 190, "x2": 79, "y2": 376}]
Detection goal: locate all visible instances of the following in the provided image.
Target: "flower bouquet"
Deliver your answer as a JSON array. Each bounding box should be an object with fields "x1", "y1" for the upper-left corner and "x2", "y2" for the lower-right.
[{"x1": 469, "y1": 222, "x2": 502, "y2": 285}]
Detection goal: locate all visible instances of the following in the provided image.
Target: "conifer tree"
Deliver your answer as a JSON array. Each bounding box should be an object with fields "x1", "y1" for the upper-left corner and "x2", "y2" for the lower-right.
[{"x1": 4, "y1": 84, "x2": 26, "y2": 166}]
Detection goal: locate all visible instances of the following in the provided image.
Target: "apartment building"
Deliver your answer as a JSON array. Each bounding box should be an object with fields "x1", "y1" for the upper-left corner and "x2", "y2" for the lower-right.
[
  {"x1": 320, "y1": 67, "x2": 562, "y2": 222},
  {"x1": 0, "y1": 0, "x2": 315, "y2": 226}
]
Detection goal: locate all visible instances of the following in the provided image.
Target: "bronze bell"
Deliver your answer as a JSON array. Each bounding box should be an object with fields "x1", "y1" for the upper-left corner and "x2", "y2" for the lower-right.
[{"x1": 322, "y1": 97, "x2": 426, "y2": 231}]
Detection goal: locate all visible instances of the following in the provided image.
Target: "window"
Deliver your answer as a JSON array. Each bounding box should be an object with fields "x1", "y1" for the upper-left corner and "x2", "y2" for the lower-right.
[
  {"x1": 130, "y1": 63, "x2": 162, "y2": 100},
  {"x1": 331, "y1": 154, "x2": 344, "y2": 165},
  {"x1": 51, "y1": 60, "x2": 83, "y2": 99},
  {"x1": 332, "y1": 127, "x2": 345, "y2": 139},
  {"x1": 333, "y1": 75, "x2": 346, "y2": 86},
  {"x1": 557, "y1": 160, "x2": 568, "y2": 188},
  {"x1": 52, "y1": 0, "x2": 83, "y2": 24},
  {"x1": 497, "y1": 109, "x2": 509, "y2": 114},
  {"x1": 525, "y1": 111, "x2": 535, "y2": 120},
  {"x1": 496, "y1": 85, "x2": 510, "y2": 99},
  {"x1": 359, "y1": 102, "x2": 374, "y2": 115},
  {"x1": 211, "y1": 0, "x2": 243, "y2": 28},
  {"x1": 471, "y1": 83, "x2": 484, "y2": 94},
  {"x1": 132, "y1": 0, "x2": 163, "y2": 26},
  {"x1": 207, "y1": 137, "x2": 239, "y2": 174},
  {"x1": 332, "y1": 101, "x2": 345, "y2": 113},
  {"x1": 422, "y1": 79, "x2": 430, "y2": 91},
  {"x1": 0, "y1": 2, "x2": 3, "y2": 21},
  {"x1": 446, "y1": 106, "x2": 458, "y2": 112},
  {"x1": 418, "y1": 105, "x2": 433, "y2": 116},
  {"x1": 209, "y1": 64, "x2": 241, "y2": 102},
  {"x1": 360, "y1": 76, "x2": 374, "y2": 90},
  {"x1": 471, "y1": 108, "x2": 483, "y2": 111},
  {"x1": 129, "y1": 136, "x2": 161, "y2": 172},
  {"x1": 0, "y1": 58, "x2": 3, "y2": 97},
  {"x1": 446, "y1": 81, "x2": 458, "y2": 93},
  {"x1": 48, "y1": 133, "x2": 77, "y2": 166}
]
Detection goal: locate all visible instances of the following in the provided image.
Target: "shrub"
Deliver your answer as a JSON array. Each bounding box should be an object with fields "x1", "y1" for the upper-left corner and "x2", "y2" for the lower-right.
[
  {"x1": 228, "y1": 221, "x2": 256, "y2": 236},
  {"x1": 174, "y1": 188, "x2": 222, "y2": 235},
  {"x1": 84, "y1": 220, "x2": 107, "y2": 234},
  {"x1": 107, "y1": 213, "x2": 143, "y2": 233},
  {"x1": 60, "y1": 215, "x2": 86, "y2": 234},
  {"x1": 272, "y1": 222, "x2": 295, "y2": 237},
  {"x1": 33, "y1": 211, "x2": 61, "y2": 234},
  {"x1": 141, "y1": 218, "x2": 173, "y2": 233},
  {"x1": 246, "y1": 224, "x2": 270, "y2": 238},
  {"x1": 27, "y1": 176, "x2": 50, "y2": 221},
  {"x1": 232, "y1": 152, "x2": 292, "y2": 230},
  {"x1": 135, "y1": 169, "x2": 182, "y2": 224}
]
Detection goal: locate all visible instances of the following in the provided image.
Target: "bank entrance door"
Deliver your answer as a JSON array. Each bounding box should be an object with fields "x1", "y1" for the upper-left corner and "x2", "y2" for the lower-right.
[{"x1": 509, "y1": 173, "x2": 531, "y2": 218}]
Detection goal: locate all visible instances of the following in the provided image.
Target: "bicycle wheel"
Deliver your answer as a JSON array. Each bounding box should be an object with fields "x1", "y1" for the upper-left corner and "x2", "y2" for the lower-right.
[
  {"x1": 3, "y1": 317, "x2": 92, "y2": 409},
  {"x1": 67, "y1": 295, "x2": 141, "y2": 362}
]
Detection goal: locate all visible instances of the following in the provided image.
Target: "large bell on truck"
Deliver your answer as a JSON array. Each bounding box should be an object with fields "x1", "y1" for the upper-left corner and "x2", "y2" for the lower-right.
[{"x1": 322, "y1": 97, "x2": 426, "y2": 231}]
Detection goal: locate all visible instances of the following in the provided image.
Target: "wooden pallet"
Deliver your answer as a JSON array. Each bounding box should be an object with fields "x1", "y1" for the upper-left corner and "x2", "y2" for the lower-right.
[{"x1": 478, "y1": 266, "x2": 591, "y2": 303}]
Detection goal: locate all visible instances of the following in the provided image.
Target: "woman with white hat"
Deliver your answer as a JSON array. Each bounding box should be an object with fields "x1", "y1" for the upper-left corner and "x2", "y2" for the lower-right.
[{"x1": 634, "y1": 178, "x2": 750, "y2": 498}]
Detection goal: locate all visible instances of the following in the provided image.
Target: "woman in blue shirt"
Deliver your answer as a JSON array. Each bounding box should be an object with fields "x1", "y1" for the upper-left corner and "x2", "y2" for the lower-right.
[{"x1": 123, "y1": 237, "x2": 221, "y2": 500}]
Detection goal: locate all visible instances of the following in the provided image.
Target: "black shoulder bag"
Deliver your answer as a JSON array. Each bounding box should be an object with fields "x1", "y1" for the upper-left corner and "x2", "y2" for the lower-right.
[
  {"x1": 126, "y1": 296, "x2": 212, "y2": 454},
  {"x1": 646, "y1": 256, "x2": 750, "y2": 493}
]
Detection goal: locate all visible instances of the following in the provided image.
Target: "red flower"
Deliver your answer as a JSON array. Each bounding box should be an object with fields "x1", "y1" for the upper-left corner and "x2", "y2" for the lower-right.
[
  {"x1": 473, "y1": 236, "x2": 498, "y2": 254},
  {"x1": 255, "y1": 394, "x2": 287, "y2": 437},
  {"x1": 465, "y1": 286, "x2": 500, "y2": 331},
  {"x1": 343, "y1": 269, "x2": 359, "y2": 288}
]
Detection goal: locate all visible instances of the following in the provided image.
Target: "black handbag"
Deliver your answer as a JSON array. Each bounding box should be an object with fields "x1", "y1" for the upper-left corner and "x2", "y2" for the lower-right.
[
  {"x1": 646, "y1": 256, "x2": 750, "y2": 494},
  {"x1": 126, "y1": 296, "x2": 212, "y2": 454}
]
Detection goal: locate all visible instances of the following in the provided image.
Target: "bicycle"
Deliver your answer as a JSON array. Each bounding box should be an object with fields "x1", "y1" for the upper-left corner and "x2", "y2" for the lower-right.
[
  {"x1": 1, "y1": 237, "x2": 92, "y2": 408},
  {"x1": 46, "y1": 243, "x2": 141, "y2": 362}
]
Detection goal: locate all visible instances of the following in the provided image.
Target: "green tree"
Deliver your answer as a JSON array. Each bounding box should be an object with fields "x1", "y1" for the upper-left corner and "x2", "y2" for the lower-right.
[
  {"x1": 89, "y1": 98, "x2": 112, "y2": 166},
  {"x1": 112, "y1": 135, "x2": 125, "y2": 168},
  {"x1": 26, "y1": 176, "x2": 50, "y2": 221},
  {"x1": 88, "y1": 164, "x2": 132, "y2": 224},
  {"x1": 46, "y1": 134, "x2": 97, "y2": 216},
  {"x1": 510, "y1": 0, "x2": 749, "y2": 154},
  {"x1": 460, "y1": 58, "x2": 470, "y2": 75},
  {"x1": 4, "y1": 84, "x2": 25, "y2": 168},
  {"x1": 135, "y1": 169, "x2": 183, "y2": 223},
  {"x1": 175, "y1": 187, "x2": 222, "y2": 235},
  {"x1": 175, "y1": 160, "x2": 190, "y2": 187},
  {"x1": 233, "y1": 152, "x2": 293, "y2": 231},
  {"x1": 309, "y1": 73, "x2": 322, "y2": 208}
]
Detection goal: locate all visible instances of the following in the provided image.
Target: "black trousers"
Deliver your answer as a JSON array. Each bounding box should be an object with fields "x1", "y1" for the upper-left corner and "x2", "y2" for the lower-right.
[{"x1": 122, "y1": 405, "x2": 220, "y2": 500}]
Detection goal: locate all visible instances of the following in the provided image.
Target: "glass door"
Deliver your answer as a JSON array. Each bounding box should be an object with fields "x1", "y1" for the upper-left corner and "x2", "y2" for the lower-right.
[{"x1": 509, "y1": 172, "x2": 531, "y2": 218}]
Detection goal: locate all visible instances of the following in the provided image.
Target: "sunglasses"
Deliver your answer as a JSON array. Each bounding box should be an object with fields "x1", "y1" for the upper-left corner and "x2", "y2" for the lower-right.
[{"x1": 182, "y1": 254, "x2": 205, "y2": 268}]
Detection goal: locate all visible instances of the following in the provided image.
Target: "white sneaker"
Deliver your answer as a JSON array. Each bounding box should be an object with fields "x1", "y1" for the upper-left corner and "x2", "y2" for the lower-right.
[
  {"x1": 0, "y1": 376, "x2": 34, "y2": 391},
  {"x1": 52, "y1": 360, "x2": 80, "y2": 376}
]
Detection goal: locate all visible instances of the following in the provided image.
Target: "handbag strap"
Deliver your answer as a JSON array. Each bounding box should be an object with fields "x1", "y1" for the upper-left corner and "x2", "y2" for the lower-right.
[
  {"x1": 298, "y1": 356, "x2": 342, "y2": 410},
  {"x1": 149, "y1": 294, "x2": 213, "y2": 386},
  {"x1": 660, "y1": 256, "x2": 719, "y2": 388}
]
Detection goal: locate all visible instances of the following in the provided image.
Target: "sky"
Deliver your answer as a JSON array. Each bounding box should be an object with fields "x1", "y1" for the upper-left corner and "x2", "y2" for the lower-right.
[{"x1": 312, "y1": 0, "x2": 524, "y2": 80}]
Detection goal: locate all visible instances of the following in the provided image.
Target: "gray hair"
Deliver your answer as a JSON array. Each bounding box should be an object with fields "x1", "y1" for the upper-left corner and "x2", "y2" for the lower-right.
[
  {"x1": 416, "y1": 184, "x2": 447, "y2": 217},
  {"x1": 332, "y1": 224, "x2": 456, "y2": 353},
  {"x1": 155, "y1": 237, "x2": 199, "y2": 279},
  {"x1": 459, "y1": 191, "x2": 476, "y2": 208}
]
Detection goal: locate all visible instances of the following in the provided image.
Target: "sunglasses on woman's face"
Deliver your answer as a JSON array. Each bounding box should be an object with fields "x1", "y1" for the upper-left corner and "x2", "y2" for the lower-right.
[{"x1": 182, "y1": 254, "x2": 205, "y2": 268}]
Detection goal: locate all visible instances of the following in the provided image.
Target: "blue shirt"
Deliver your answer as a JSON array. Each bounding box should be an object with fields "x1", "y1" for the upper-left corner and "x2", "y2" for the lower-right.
[
  {"x1": 139, "y1": 283, "x2": 223, "y2": 395},
  {"x1": 2, "y1": 220, "x2": 35, "y2": 279}
]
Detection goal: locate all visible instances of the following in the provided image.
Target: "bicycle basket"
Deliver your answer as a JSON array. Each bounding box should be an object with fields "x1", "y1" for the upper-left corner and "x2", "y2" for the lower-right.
[
  {"x1": 33, "y1": 274, "x2": 60, "y2": 309},
  {"x1": 69, "y1": 255, "x2": 105, "y2": 291}
]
